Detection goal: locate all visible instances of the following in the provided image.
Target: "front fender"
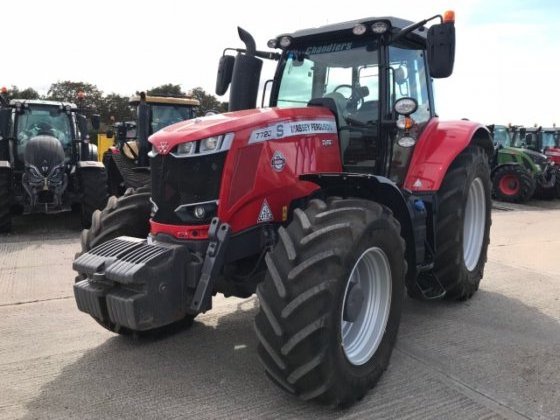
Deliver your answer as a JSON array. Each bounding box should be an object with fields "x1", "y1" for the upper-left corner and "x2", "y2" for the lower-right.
[
  {"x1": 300, "y1": 173, "x2": 427, "y2": 287},
  {"x1": 404, "y1": 118, "x2": 493, "y2": 192}
]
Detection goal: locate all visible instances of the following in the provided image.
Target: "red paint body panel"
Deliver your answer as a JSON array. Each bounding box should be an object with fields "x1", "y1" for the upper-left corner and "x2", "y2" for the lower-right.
[
  {"x1": 149, "y1": 107, "x2": 342, "y2": 238},
  {"x1": 544, "y1": 147, "x2": 560, "y2": 165},
  {"x1": 150, "y1": 220, "x2": 210, "y2": 240},
  {"x1": 404, "y1": 118, "x2": 487, "y2": 191}
]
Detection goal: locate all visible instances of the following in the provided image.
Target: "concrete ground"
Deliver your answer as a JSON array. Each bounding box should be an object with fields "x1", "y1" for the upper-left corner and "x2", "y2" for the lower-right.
[{"x1": 0, "y1": 202, "x2": 559, "y2": 419}]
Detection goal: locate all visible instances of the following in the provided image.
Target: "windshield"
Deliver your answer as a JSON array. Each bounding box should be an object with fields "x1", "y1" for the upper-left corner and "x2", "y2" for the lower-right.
[
  {"x1": 276, "y1": 40, "x2": 430, "y2": 125},
  {"x1": 277, "y1": 40, "x2": 380, "y2": 119},
  {"x1": 542, "y1": 131, "x2": 559, "y2": 148},
  {"x1": 151, "y1": 105, "x2": 196, "y2": 133},
  {"x1": 493, "y1": 126, "x2": 511, "y2": 147},
  {"x1": 16, "y1": 105, "x2": 73, "y2": 157}
]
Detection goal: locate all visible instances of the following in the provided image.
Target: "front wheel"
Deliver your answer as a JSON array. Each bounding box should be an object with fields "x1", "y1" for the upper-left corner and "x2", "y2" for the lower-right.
[
  {"x1": 255, "y1": 198, "x2": 405, "y2": 406},
  {"x1": 492, "y1": 164, "x2": 535, "y2": 203}
]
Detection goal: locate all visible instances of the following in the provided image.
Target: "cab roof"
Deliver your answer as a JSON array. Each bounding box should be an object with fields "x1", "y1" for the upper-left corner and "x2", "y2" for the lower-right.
[
  {"x1": 129, "y1": 95, "x2": 200, "y2": 107},
  {"x1": 277, "y1": 16, "x2": 427, "y2": 42},
  {"x1": 9, "y1": 99, "x2": 77, "y2": 108}
]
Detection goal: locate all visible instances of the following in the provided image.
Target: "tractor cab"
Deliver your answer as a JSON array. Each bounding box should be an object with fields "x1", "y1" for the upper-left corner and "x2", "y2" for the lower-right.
[
  {"x1": 103, "y1": 93, "x2": 200, "y2": 194},
  {"x1": 538, "y1": 127, "x2": 560, "y2": 165},
  {"x1": 217, "y1": 14, "x2": 456, "y2": 186}
]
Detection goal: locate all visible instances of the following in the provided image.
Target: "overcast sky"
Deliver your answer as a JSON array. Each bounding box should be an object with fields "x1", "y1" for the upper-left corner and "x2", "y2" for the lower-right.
[{"x1": 3, "y1": 0, "x2": 558, "y2": 126}]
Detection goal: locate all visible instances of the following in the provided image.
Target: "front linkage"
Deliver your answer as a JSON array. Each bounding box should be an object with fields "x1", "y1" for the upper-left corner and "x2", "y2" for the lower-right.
[{"x1": 74, "y1": 218, "x2": 230, "y2": 330}]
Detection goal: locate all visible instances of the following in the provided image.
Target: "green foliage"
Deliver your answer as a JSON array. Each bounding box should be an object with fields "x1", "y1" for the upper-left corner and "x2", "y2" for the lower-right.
[
  {"x1": 97, "y1": 93, "x2": 133, "y2": 125},
  {"x1": 3, "y1": 85, "x2": 40, "y2": 100},
  {"x1": 189, "y1": 87, "x2": 228, "y2": 116},
  {"x1": 47, "y1": 81, "x2": 103, "y2": 111},
  {"x1": 146, "y1": 84, "x2": 185, "y2": 97},
  {"x1": 2, "y1": 82, "x2": 228, "y2": 127}
]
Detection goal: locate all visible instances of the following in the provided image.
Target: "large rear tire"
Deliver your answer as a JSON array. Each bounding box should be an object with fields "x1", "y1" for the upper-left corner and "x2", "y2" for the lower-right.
[
  {"x1": 492, "y1": 164, "x2": 535, "y2": 203},
  {"x1": 0, "y1": 170, "x2": 11, "y2": 233},
  {"x1": 255, "y1": 198, "x2": 405, "y2": 406},
  {"x1": 431, "y1": 146, "x2": 492, "y2": 300},
  {"x1": 79, "y1": 168, "x2": 109, "y2": 229}
]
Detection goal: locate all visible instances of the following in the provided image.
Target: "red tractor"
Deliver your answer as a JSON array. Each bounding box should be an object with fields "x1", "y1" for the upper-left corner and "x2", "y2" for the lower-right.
[{"x1": 74, "y1": 11, "x2": 492, "y2": 407}]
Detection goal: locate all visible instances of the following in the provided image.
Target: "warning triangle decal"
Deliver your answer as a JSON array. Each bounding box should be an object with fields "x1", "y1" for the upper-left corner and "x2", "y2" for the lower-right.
[{"x1": 257, "y1": 199, "x2": 274, "y2": 223}]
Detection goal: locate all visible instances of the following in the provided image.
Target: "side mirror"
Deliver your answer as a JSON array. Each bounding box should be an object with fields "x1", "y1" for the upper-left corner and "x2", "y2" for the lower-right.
[
  {"x1": 427, "y1": 21, "x2": 455, "y2": 78},
  {"x1": 91, "y1": 114, "x2": 100, "y2": 130},
  {"x1": 216, "y1": 55, "x2": 235, "y2": 96},
  {"x1": 106, "y1": 129, "x2": 114, "y2": 139},
  {"x1": 0, "y1": 108, "x2": 10, "y2": 139}
]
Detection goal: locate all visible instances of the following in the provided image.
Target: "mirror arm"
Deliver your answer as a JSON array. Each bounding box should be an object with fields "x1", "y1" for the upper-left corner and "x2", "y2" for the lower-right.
[
  {"x1": 223, "y1": 47, "x2": 280, "y2": 61},
  {"x1": 391, "y1": 14, "x2": 441, "y2": 43}
]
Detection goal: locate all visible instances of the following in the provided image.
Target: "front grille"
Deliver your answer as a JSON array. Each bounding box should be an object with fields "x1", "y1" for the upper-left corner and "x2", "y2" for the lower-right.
[{"x1": 151, "y1": 152, "x2": 226, "y2": 225}]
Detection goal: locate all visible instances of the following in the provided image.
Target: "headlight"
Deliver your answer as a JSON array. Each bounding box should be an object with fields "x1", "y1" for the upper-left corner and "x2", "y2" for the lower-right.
[
  {"x1": 200, "y1": 136, "x2": 220, "y2": 152},
  {"x1": 176, "y1": 142, "x2": 195, "y2": 156},
  {"x1": 49, "y1": 166, "x2": 64, "y2": 179},
  {"x1": 28, "y1": 166, "x2": 43, "y2": 179},
  {"x1": 394, "y1": 97, "x2": 418, "y2": 116},
  {"x1": 371, "y1": 21, "x2": 389, "y2": 34}
]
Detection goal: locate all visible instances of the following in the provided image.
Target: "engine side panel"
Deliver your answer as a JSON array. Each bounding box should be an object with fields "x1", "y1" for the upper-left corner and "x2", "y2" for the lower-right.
[
  {"x1": 218, "y1": 109, "x2": 343, "y2": 233},
  {"x1": 404, "y1": 118, "x2": 492, "y2": 192}
]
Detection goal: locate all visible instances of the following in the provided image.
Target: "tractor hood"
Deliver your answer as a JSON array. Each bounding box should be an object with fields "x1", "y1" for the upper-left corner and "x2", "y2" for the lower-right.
[
  {"x1": 517, "y1": 147, "x2": 549, "y2": 165},
  {"x1": 149, "y1": 107, "x2": 336, "y2": 154},
  {"x1": 24, "y1": 135, "x2": 65, "y2": 175}
]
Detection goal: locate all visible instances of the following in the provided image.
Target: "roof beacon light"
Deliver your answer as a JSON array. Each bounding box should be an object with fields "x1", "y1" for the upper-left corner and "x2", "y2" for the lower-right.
[
  {"x1": 443, "y1": 10, "x2": 455, "y2": 23},
  {"x1": 1, "y1": 87, "x2": 7, "y2": 94},
  {"x1": 352, "y1": 23, "x2": 367, "y2": 36},
  {"x1": 371, "y1": 21, "x2": 389, "y2": 34}
]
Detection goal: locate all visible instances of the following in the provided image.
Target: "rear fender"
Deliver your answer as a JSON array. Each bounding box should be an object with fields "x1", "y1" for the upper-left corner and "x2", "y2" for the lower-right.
[
  {"x1": 404, "y1": 118, "x2": 493, "y2": 192},
  {"x1": 300, "y1": 173, "x2": 428, "y2": 285}
]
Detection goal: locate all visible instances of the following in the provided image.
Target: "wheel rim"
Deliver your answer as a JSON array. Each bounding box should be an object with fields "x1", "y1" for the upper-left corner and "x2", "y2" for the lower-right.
[
  {"x1": 499, "y1": 174, "x2": 520, "y2": 195},
  {"x1": 341, "y1": 247, "x2": 392, "y2": 366},
  {"x1": 463, "y1": 177, "x2": 486, "y2": 271}
]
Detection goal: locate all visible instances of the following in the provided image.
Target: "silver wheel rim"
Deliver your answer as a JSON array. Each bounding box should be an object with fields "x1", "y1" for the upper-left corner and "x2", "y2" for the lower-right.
[
  {"x1": 341, "y1": 247, "x2": 392, "y2": 366},
  {"x1": 463, "y1": 177, "x2": 486, "y2": 271}
]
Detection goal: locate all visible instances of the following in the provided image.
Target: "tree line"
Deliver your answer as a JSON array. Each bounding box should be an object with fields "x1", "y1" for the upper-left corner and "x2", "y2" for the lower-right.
[{"x1": 3, "y1": 82, "x2": 228, "y2": 125}]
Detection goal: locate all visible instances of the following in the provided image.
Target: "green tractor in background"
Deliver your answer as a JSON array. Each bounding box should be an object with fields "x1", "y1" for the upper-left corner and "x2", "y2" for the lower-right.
[{"x1": 489, "y1": 124, "x2": 560, "y2": 202}]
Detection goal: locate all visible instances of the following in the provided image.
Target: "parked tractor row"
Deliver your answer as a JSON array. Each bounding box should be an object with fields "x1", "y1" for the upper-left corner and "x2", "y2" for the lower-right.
[
  {"x1": 72, "y1": 11, "x2": 495, "y2": 407},
  {"x1": 489, "y1": 124, "x2": 560, "y2": 202},
  {"x1": 0, "y1": 91, "x2": 200, "y2": 233}
]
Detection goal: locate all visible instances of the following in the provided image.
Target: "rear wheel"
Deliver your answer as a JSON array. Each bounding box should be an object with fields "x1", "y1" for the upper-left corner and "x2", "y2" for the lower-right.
[
  {"x1": 79, "y1": 168, "x2": 109, "y2": 229},
  {"x1": 0, "y1": 170, "x2": 12, "y2": 233},
  {"x1": 255, "y1": 198, "x2": 405, "y2": 406},
  {"x1": 492, "y1": 164, "x2": 535, "y2": 203},
  {"x1": 431, "y1": 146, "x2": 492, "y2": 300}
]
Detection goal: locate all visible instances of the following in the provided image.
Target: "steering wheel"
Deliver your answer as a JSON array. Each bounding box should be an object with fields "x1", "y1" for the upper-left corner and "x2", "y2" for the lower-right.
[
  {"x1": 34, "y1": 123, "x2": 56, "y2": 137},
  {"x1": 333, "y1": 84, "x2": 365, "y2": 112}
]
